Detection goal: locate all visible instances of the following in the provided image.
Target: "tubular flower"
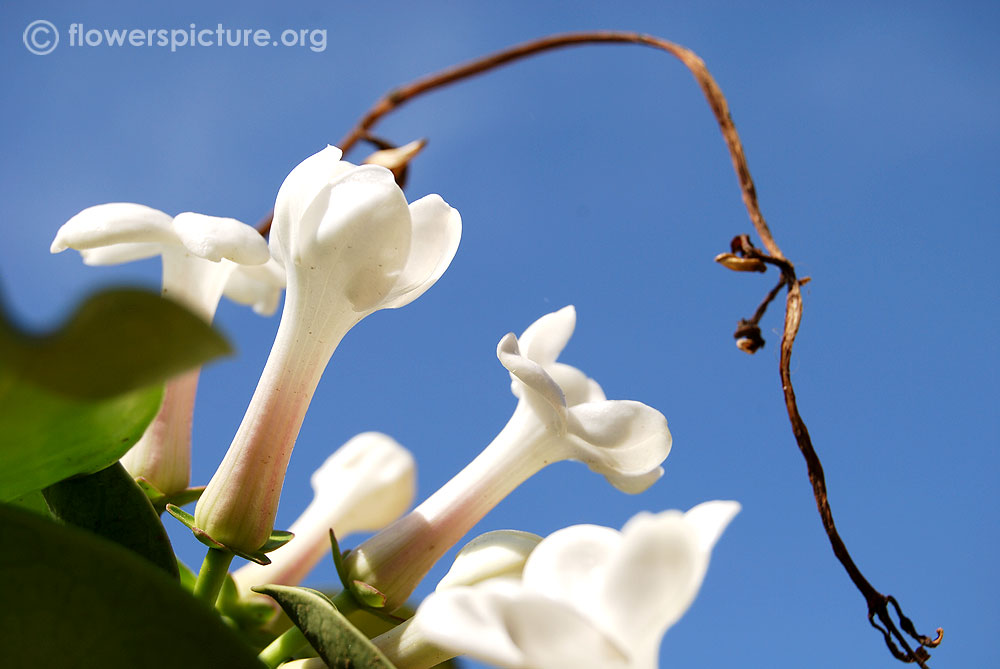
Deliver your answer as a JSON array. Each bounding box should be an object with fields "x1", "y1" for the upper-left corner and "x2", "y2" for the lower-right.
[
  {"x1": 50, "y1": 205, "x2": 284, "y2": 496},
  {"x1": 387, "y1": 501, "x2": 740, "y2": 669},
  {"x1": 343, "y1": 306, "x2": 672, "y2": 611},
  {"x1": 232, "y1": 432, "x2": 416, "y2": 592},
  {"x1": 194, "y1": 146, "x2": 461, "y2": 554}
]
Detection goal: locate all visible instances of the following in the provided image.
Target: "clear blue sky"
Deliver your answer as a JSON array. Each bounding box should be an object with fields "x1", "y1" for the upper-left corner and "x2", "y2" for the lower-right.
[{"x1": 3, "y1": 1, "x2": 997, "y2": 667}]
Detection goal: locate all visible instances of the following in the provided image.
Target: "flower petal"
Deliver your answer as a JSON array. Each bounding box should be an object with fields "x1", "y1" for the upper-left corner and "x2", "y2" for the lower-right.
[
  {"x1": 497, "y1": 333, "x2": 567, "y2": 428},
  {"x1": 413, "y1": 582, "x2": 529, "y2": 668},
  {"x1": 680, "y1": 500, "x2": 742, "y2": 556},
  {"x1": 521, "y1": 524, "x2": 620, "y2": 606},
  {"x1": 305, "y1": 165, "x2": 412, "y2": 311},
  {"x1": 517, "y1": 306, "x2": 576, "y2": 366},
  {"x1": 437, "y1": 530, "x2": 543, "y2": 590},
  {"x1": 51, "y1": 203, "x2": 176, "y2": 253},
  {"x1": 222, "y1": 259, "x2": 286, "y2": 316},
  {"x1": 598, "y1": 511, "x2": 701, "y2": 648},
  {"x1": 414, "y1": 582, "x2": 627, "y2": 669},
  {"x1": 546, "y1": 362, "x2": 606, "y2": 406},
  {"x1": 171, "y1": 212, "x2": 270, "y2": 264},
  {"x1": 379, "y1": 194, "x2": 462, "y2": 310},
  {"x1": 76, "y1": 242, "x2": 165, "y2": 266},
  {"x1": 564, "y1": 400, "x2": 671, "y2": 492},
  {"x1": 309, "y1": 432, "x2": 416, "y2": 535},
  {"x1": 271, "y1": 145, "x2": 346, "y2": 266}
]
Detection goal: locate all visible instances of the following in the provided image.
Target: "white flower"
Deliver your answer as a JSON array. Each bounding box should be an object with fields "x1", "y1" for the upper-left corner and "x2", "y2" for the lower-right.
[
  {"x1": 50, "y1": 204, "x2": 284, "y2": 495},
  {"x1": 343, "y1": 306, "x2": 671, "y2": 611},
  {"x1": 391, "y1": 502, "x2": 740, "y2": 669},
  {"x1": 435, "y1": 530, "x2": 543, "y2": 590},
  {"x1": 194, "y1": 146, "x2": 461, "y2": 554},
  {"x1": 232, "y1": 432, "x2": 415, "y2": 592},
  {"x1": 375, "y1": 530, "x2": 543, "y2": 669}
]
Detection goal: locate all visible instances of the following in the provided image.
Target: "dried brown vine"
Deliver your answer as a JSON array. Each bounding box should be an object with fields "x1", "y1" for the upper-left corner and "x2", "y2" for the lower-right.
[{"x1": 259, "y1": 30, "x2": 943, "y2": 666}]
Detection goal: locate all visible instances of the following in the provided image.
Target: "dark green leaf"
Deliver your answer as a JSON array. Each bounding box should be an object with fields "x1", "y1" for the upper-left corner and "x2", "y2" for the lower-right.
[
  {"x1": 42, "y1": 461, "x2": 178, "y2": 578},
  {"x1": 0, "y1": 371, "x2": 162, "y2": 502},
  {"x1": 0, "y1": 504, "x2": 263, "y2": 669},
  {"x1": 7, "y1": 489, "x2": 50, "y2": 517},
  {"x1": 254, "y1": 584, "x2": 397, "y2": 669},
  {"x1": 0, "y1": 288, "x2": 231, "y2": 399}
]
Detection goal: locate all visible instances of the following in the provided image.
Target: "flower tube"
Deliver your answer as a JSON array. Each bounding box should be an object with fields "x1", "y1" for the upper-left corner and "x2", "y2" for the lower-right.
[
  {"x1": 194, "y1": 146, "x2": 461, "y2": 555},
  {"x1": 50, "y1": 206, "x2": 283, "y2": 496},
  {"x1": 343, "y1": 306, "x2": 672, "y2": 611},
  {"x1": 232, "y1": 432, "x2": 415, "y2": 592},
  {"x1": 380, "y1": 501, "x2": 739, "y2": 669}
]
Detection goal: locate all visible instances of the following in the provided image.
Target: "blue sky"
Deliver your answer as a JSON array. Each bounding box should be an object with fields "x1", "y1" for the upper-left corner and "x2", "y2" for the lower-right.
[{"x1": 2, "y1": 1, "x2": 997, "y2": 667}]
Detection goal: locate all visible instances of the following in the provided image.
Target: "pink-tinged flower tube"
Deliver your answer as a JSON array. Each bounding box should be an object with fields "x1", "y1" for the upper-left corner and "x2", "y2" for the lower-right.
[
  {"x1": 343, "y1": 306, "x2": 672, "y2": 611},
  {"x1": 50, "y1": 205, "x2": 284, "y2": 496},
  {"x1": 232, "y1": 432, "x2": 415, "y2": 592},
  {"x1": 194, "y1": 146, "x2": 461, "y2": 554},
  {"x1": 383, "y1": 502, "x2": 739, "y2": 669}
]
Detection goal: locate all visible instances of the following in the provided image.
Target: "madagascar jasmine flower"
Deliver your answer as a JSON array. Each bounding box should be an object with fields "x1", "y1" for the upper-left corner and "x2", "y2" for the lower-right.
[
  {"x1": 375, "y1": 529, "x2": 543, "y2": 668},
  {"x1": 194, "y1": 146, "x2": 461, "y2": 555},
  {"x1": 343, "y1": 306, "x2": 672, "y2": 611},
  {"x1": 232, "y1": 432, "x2": 415, "y2": 592},
  {"x1": 384, "y1": 501, "x2": 739, "y2": 669},
  {"x1": 50, "y1": 205, "x2": 283, "y2": 496}
]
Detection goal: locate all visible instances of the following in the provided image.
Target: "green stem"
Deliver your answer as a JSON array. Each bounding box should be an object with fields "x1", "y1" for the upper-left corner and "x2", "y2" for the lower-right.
[
  {"x1": 192, "y1": 548, "x2": 234, "y2": 606},
  {"x1": 258, "y1": 626, "x2": 311, "y2": 668}
]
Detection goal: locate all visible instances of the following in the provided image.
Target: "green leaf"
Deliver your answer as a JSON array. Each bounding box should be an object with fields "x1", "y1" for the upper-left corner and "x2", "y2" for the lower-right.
[
  {"x1": 0, "y1": 504, "x2": 263, "y2": 669},
  {"x1": 0, "y1": 288, "x2": 231, "y2": 399},
  {"x1": 7, "y1": 489, "x2": 50, "y2": 517},
  {"x1": 0, "y1": 372, "x2": 162, "y2": 502},
  {"x1": 42, "y1": 461, "x2": 179, "y2": 578},
  {"x1": 254, "y1": 584, "x2": 398, "y2": 669},
  {"x1": 0, "y1": 287, "x2": 232, "y2": 502}
]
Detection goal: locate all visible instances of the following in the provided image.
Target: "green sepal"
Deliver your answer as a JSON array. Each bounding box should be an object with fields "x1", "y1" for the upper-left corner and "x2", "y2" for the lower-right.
[
  {"x1": 253, "y1": 584, "x2": 398, "y2": 669},
  {"x1": 137, "y1": 477, "x2": 205, "y2": 513},
  {"x1": 165, "y1": 505, "x2": 293, "y2": 565},
  {"x1": 330, "y1": 529, "x2": 390, "y2": 610},
  {"x1": 260, "y1": 529, "x2": 294, "y2": 554},
  {"x1": 165, "y1": 503, "x2": 225, "y2": 550},
  {"x1": 352, "y1": 580, "x2": 389, "y2": 609},
  {"x1": 43, "y1": 461, "x2": 178, "y2": 579}
]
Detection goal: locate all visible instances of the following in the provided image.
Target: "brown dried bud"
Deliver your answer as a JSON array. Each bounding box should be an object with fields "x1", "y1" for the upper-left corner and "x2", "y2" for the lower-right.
[
  {"x1": 714, "y1": 253, "x2": 767, "y2": 273},
  {"x1": 362, "y1": 139, "x2": 428, "y2": 188}
]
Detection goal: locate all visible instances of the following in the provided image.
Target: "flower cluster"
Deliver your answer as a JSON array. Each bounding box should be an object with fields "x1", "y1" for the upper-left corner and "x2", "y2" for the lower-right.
[{"x1": 52, "y1": 146, "x2": 737, "y2": 668}]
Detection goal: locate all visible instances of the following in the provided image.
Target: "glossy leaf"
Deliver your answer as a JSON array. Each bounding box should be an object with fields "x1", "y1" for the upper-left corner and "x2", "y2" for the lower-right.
[
  {"x1": 0, "y1": 504, "x2": 263, "y2": 668},
  {"x1": 42, "y1": 461, "x2": 178, "y2": 578},
  {"x1": 0, "y1": 372, "x2": 162, "y2": 502},
  {"x1": 0, "y1": 287, "x2": 231, "y2": 502},
  {"x1": 0, "y1": 288, "x2": 231, "y2": 399},
  {"x1": 254, "y1": 584, "x2": 397, "y2": 668}
]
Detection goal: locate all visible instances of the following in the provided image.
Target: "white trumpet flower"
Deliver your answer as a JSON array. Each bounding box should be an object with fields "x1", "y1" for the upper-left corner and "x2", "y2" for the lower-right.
[
  {"x1": 232, "y1": 432, "x2": 415, "y2": 592},
  {"x1": 343, "y1": 306, "x2": 672, "y2": 611},
  {"x1": 50, "y1": 205, "x2": 284, "y2": 495},
  {"x1": 194, "y1": 146, "x2": 461, "y2": 554},
  {"x1": 375, "y1": 529, "x2": 543, "y2": 668},
  {"x1": 385, "y1": 502, "x2": 739, "y2": 669}
]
